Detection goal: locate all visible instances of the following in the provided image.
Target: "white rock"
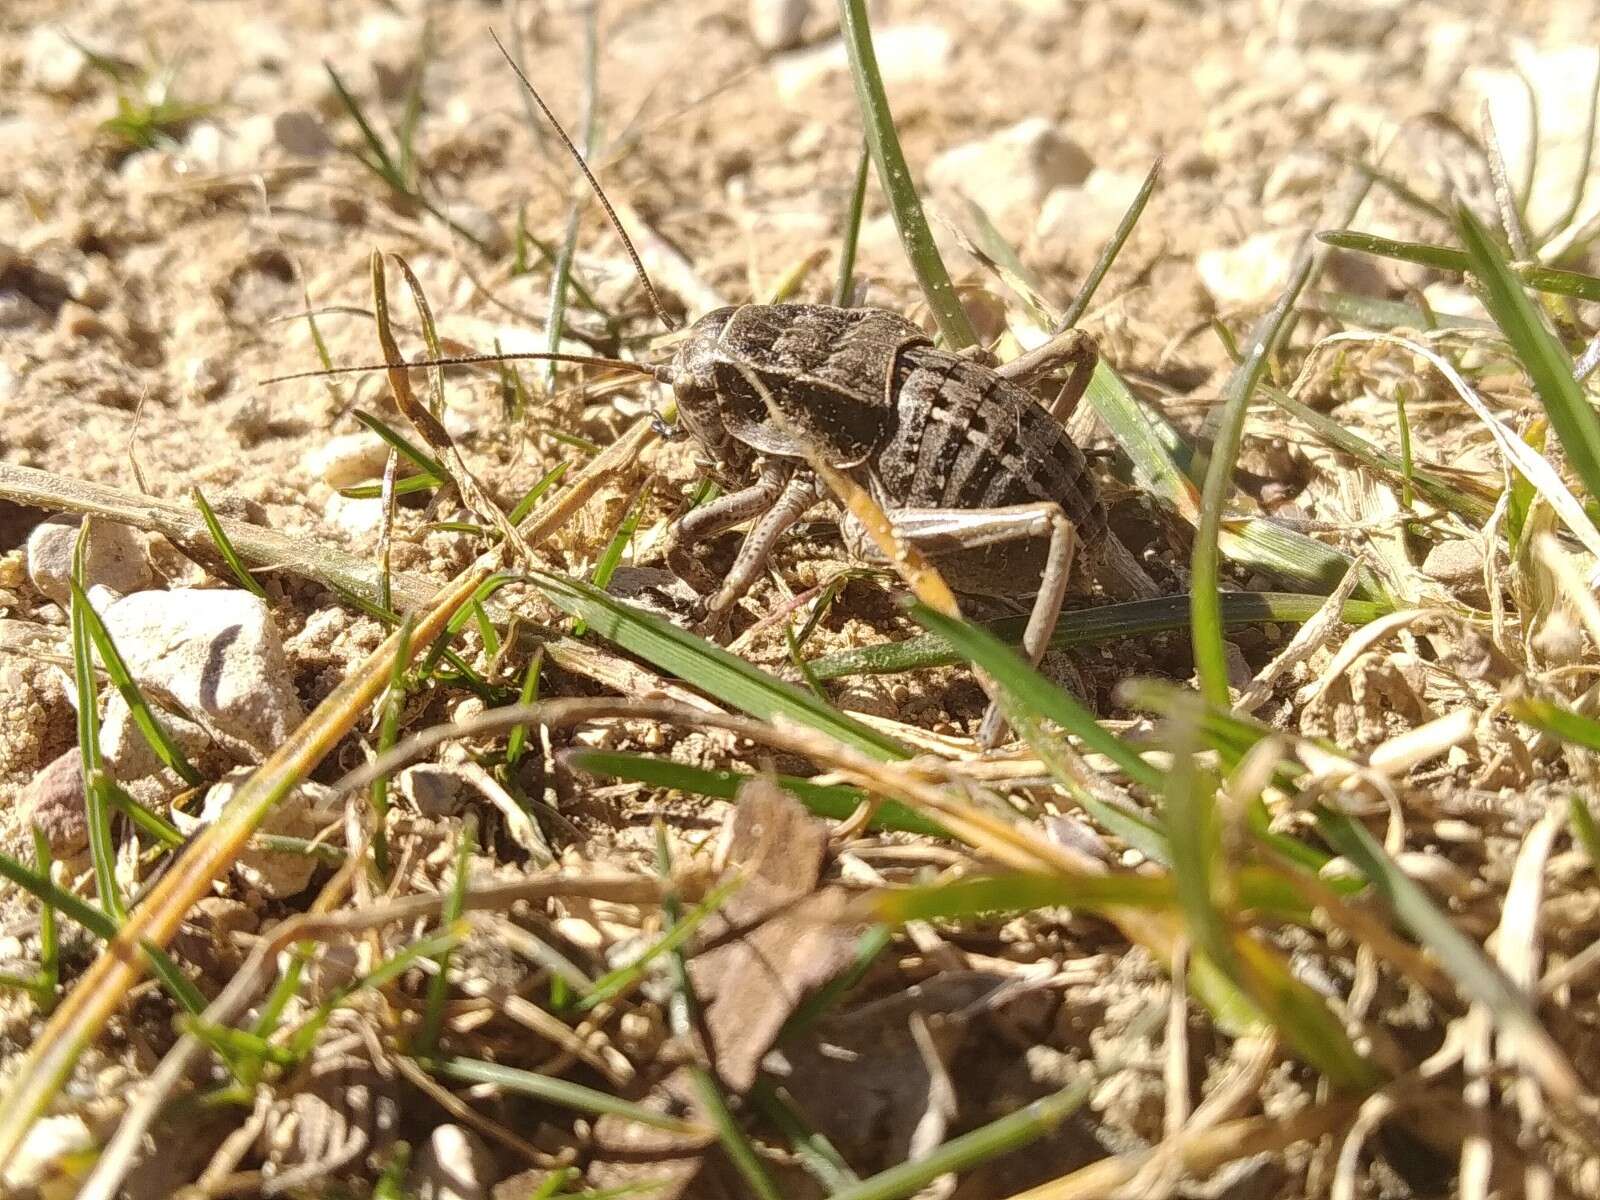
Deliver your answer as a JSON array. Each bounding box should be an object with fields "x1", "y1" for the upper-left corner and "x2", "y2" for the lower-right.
[
  {"x1": 305, "y1": 431, "x2": 393, "y2": 488},
  {"x1": 413, "y1": 1124, "x2": 496, "y2": 1200},
  {"x1": 100, "y1": 696, "x2": 213, "y2": 808},
  {"x1": 1195, "y1": 228, "x2": 1300, "y2": 308},
  {"x1": 1033, "y1": 167, "x2": 1148, "y2": 256},
  {"x1": 929, "y1": 117, "x2": 1092, "y2": 231},
  {"x1": 98, "y1": 589, "x2": 304, "y2": 761},
  {"x1": 324, "y1": 493, "x2": 388, "y2": 543},
  {"x1": 23, "y1": 27, "x2": 92, "y2": 97},
  {"x1": 27, "y1": 516, "x2": 153, "y2": 607},
  {"x1": 397, "y1": 763, "x2": 470, "y2": 817},
  {"x1": 773, "y1": 23, "x2": 953, "y2": 104},
  {"x1": 2, "y1": 1113, "x2": 95, "y2": 1192},
  {"x1": 1276, "y1": 0, "x2": 1403, "y2": 48},
  {"x1": 1467, "y1": 46, "x2": 1600, "y2": 240},
  {"x1": 750, "y1": 0, "x2": 810, "y2": 51}
]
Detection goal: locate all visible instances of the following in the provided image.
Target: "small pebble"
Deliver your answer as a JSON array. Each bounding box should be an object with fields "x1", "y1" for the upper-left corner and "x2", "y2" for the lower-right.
[
  {"x1": 749, "y1": 0, "x2": 810, "y2": 51},
  {"x1": 22, "y1": 749, "x2": 87, "y2": 857},
  {"x1": 414, "y1": 1124, "x2": 496, "y2": 1200}
]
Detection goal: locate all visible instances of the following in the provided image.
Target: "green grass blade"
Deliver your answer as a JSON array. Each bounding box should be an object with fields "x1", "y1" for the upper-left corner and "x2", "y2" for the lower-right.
[
  {"x1": 575, "y1": 481, "x2": 647, "y2": 637},
  {"x1": 30, "y1": 829, "x2": 58, "y2": 1012},
  {"x1": 1321, "y1": 228, "x2": 1600, "y2": 304},
  {"x1": 70, "y1": 578, "x2": 202, "y2": 786},
  {"x1": 825, "y1": 1079, "x2": 1092, "y2": 1200},
  {"x1": 433, "y1": 1057, "x2": 701, "y2": 1134},
  {"x1": 872, "y1": 872, "x2": 1177, "y2": 922},
  {"x1": 1316, "y1": 807, "x2": 1575, "y2": 1095},
  {"x1": 1297, "y1": 289, "x2": 1490, "y2": 332},
  {"x1": 573, "y1": 874, "x2": 742, "y2": 1013},
  {"x1": 526, "y1": 570, "x2": 908, "y2": 760},
  {"x1": 1084, "y1": 363, "x2": 1202, "y2": 522},
  {"x1": 324, "y1": 59, "x2": 404, "y2": 188},
  {"x1": 1059, "y1": 156, "x2": 1160, "y2": 330},
  {"x1": 907, "y1": 605, "x2": 1160, "y2": 792},
  {"x1": 1509, "y1": 694, "x2": 1600, "y2": 751},
  {"x1": 510, "y1": 462, "x2": 572, "y2": 525},
  {"x1": 1458, "y1": 204, "x2": 1600, "y2": 502},
  {"x1": 352, "y1": 410, "x2": 450, "y2": 480},
  {"x1": 834, "y1": 141, "x2": 872, "y2": 306},
  {"x1": 369, "y1": 616, "x2": 415, "y2": 879},
  {"x1": 416, "y1": 817, "x2": 474, "y2": 1058},
  {"x1": 70, "y1": 530, "x2": 123, "y2": 924},
  {"x1": 562, "y1": 749, "x2": 948, "y2": 836},
  {"x1": 809, "y1": 591, "x2": 1385, "y2": 680},
  {"x1": 1162, "y1": 719, "x2": 1233, "y2": 973},
  {"x1": 193, "y1": 488, "x2": 268, "y2": 600},
  {"x1": 836, "y1": 0, "x2": 976, "y2": 349},
  {"x1": 1571, "y1": 794, "x2": 1600, "y2": 877},
  {"x1": 1263, "y1": 384, "x2": 1496, "y2": 524},
  {"x1": 504, "y1": 647, "x2": 544, "y2": 770},
  {"x1": 1193, "y1": 237, "x2": 1318, "y2": 706}
]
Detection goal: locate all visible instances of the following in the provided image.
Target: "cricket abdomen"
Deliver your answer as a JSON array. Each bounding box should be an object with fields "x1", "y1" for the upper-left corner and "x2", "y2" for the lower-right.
[{"x1": 874, "y1": 346, "x2": 1106, "y2": 544}]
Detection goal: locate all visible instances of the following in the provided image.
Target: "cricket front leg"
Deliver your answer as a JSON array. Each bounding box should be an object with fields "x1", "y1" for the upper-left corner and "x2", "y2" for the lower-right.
[
  {"x1": 997, "y1": 328, "x2": 1098, "y2": 423},
  {"x1": 666, "y1": 460, "x2": 792, "y2": 595},
  {"x1": 879, "y1": 502, "x2": 1079, "y2": 748},
  {"x1": 701, "y1": 472, "x2": 825, "y2": 635}
]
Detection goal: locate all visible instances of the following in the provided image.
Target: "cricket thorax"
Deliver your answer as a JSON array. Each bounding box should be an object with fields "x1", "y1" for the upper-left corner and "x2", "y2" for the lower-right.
[{"x1": 698, "y1": 303, "x2": 928, "y2": 468}]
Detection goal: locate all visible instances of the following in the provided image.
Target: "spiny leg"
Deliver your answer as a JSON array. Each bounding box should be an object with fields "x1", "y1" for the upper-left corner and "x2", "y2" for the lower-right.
[
  {"x1": 997, "y1": 327, "x2": 1098, "y2": 422},
  {"x1": 866, "y1": 501, "x2": 1079, "y2": 748},
  {"x1": 704, "y1": 472, "x2": 825, "y2": 632},
  {"x1": 667, "y1": 459, "x2": 792, "y2": 591}
]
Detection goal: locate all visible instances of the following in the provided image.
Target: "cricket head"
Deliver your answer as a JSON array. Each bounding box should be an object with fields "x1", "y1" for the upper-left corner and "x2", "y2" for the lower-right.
[{"x1": 665, "y1": 305, "x2": 743, "y2": 463}]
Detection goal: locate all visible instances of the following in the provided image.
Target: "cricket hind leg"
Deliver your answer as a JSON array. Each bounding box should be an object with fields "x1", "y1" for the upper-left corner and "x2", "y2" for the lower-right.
[
  {"x1": 997, "y1": 327, "x2": 1098, "y2": 423},
  {"x1": 852, "y1": 501, "x2": 1081, "y2": 748}
]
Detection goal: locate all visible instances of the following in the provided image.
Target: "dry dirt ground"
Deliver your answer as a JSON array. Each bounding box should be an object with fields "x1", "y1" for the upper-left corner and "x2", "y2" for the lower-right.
[{"x1": 4, "y1": 0, "x2": 1600, "y2": 1196}]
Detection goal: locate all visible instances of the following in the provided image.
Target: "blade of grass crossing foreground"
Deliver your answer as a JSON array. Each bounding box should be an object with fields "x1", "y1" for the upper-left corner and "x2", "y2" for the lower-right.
[
  {"x1": 1193, "y1": 237, "x2": 1316, "y2": 706},
  {"x1": 70, "y1": 578, "x2": 202, "y2": 787},
  {"x1": 836, "y1": 0, "x2": 977, "y2": 349},
  {"x1": 369, "y1": 616, "x2": 415, "y2": 879},
  {"x1": 826, "y1": 1080, "x2": 1092, "y2": 1200},
  {"x1": 32, "y1": 829, "x2": 59, "y2": 1012},
  {"x1": 811, "y1": 591, "x2": 1386, "y2": 680},
  {"x1": 528, "y1": 570, "x2": 908, "y2": 760},
  {"x1": 193, "y1": 487, "x2": 268, "y2": 599},
  {"x1": 434, "y1": 1058, "x2": 701, "y2": 1134},
  {"x1": 576, "y1": 479, "x2": 647, "y2": 636},
  {"x1": 1316, "y1": 807, "x2": 1578, "y2": 1098},
  {"x1": 1320, "y1": 229, "x2": 1600, "y2": 304},
  {"x1": 1458, "y1": 204, "x2": 1600, "y2": 502},
  {"x1": 416, "y1": 816, "x2": 474, "y2": 1057},
  {"x1": 834, "y1": 141, "x2": 872, "y2": 306},
  {"x1": 1058, "y1": 156, "x2": 1161, "y2": 330},
  {"x1": 70, "y1": 528, "x2": 124, "y2": 924},
  {"x1": 564, "y1": 749, "x2": 948, "y2": 836}
]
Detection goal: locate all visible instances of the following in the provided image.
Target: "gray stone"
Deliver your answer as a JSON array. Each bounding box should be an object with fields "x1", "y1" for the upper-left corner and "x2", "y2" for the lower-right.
[
  {"x1": 1277, "y1": 0, "x2": 1404, "y2": 48},
  {"x1": 22, "y1": 749, "x2": 86, "y2": 857},
  {"x1": 930, "y1": 118, "x2": 1092, "y2": 233},
  {"x1": 22, "y1": 27, "x2": 92, "y2": 97},
  {"x1": 27, "y1": 516, "x2": 153, "y2": 607}
]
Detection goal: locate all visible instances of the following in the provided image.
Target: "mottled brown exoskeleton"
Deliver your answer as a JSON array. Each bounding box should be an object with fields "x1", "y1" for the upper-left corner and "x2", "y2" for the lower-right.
[{"x1": 655, "y1": 302, "x2": 1105, "y2": 744}]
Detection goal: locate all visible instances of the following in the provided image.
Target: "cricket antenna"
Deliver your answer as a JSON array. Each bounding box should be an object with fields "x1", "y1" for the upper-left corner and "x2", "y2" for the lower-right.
[
  {"x1": 259, "y1": 349, "x2": 668, "y2": 388},
  {"x1": 490, "y1": 28, "x2": 680, "y2": 334}
]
